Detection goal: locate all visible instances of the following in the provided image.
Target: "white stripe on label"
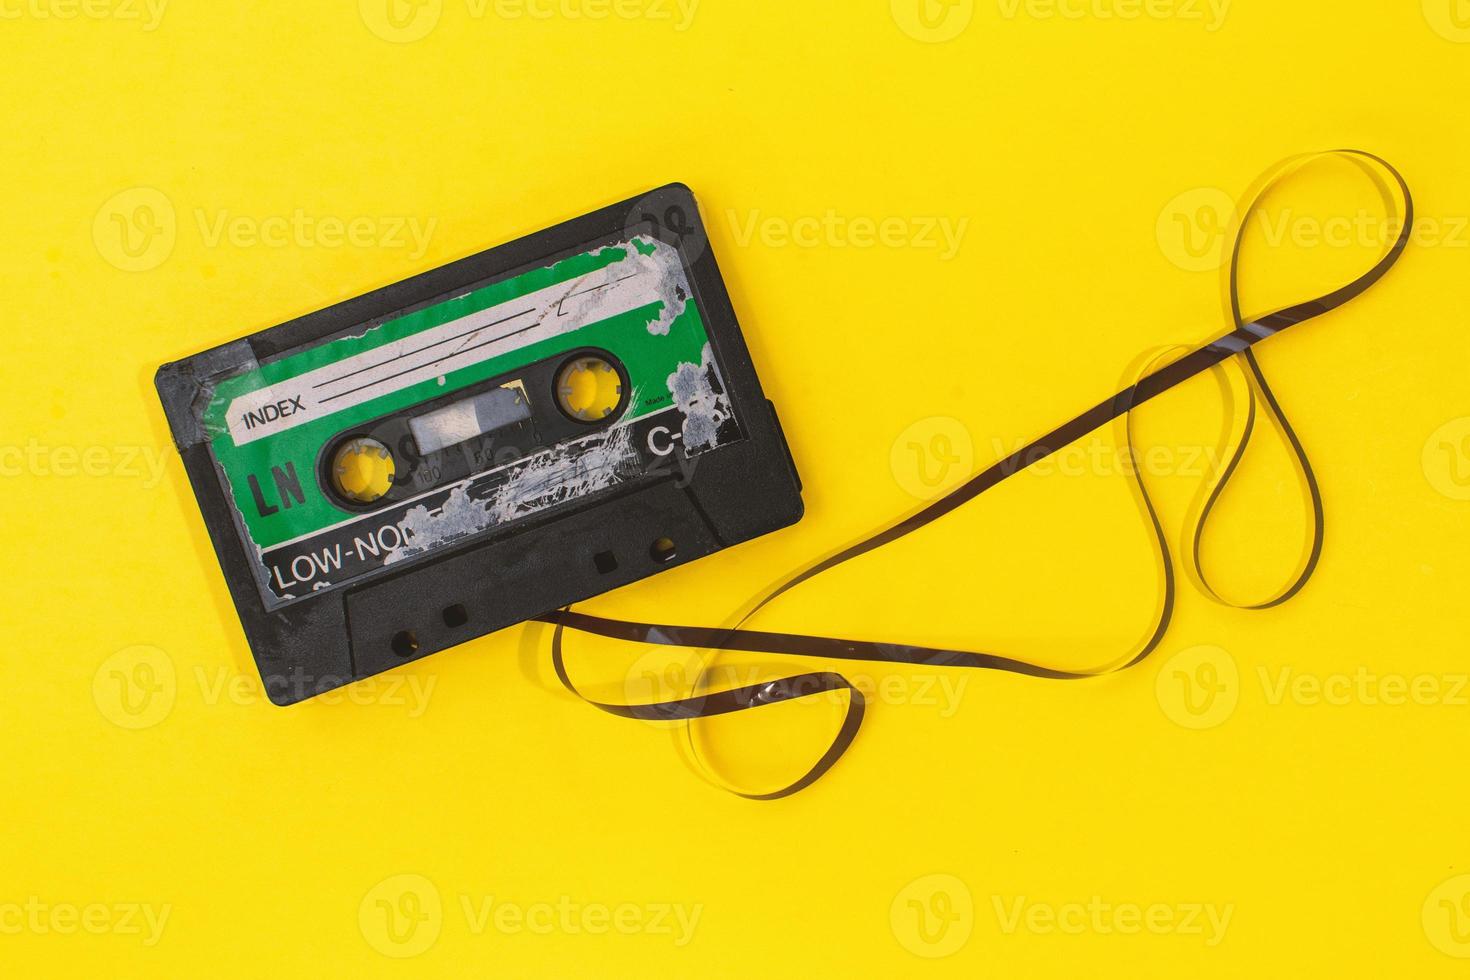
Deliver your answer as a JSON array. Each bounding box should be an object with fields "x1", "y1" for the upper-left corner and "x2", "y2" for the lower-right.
[{"x1": 225, "y1": 241, "x2": 687, "y2": 446}]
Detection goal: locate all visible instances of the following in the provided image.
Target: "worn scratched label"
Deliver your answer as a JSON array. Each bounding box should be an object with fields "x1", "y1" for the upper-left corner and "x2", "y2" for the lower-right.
[{"x1": 204, "y1": 237, "x2": 741, "y2": 608}]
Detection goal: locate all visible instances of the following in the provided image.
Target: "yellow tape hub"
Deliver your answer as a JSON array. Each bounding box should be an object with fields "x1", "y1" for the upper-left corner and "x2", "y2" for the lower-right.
[{"x1": 331, "y1": 437, "x2": 396, "y2": 504}]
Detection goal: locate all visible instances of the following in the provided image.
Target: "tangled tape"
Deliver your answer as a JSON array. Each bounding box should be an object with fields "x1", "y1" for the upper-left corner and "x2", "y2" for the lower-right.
[{"x1": 538, "y1": 150, "x2": 1413, "y2": 799}]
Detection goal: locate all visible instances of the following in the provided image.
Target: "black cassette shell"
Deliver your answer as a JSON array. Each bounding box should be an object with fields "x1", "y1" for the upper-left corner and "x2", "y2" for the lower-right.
[{"x1": 156, "y1": 184, "x2": 804, "y2": 705}]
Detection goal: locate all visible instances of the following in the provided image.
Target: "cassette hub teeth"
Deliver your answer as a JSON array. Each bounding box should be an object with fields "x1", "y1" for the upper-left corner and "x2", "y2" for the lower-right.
[
  {"x1": 330, "y1": 437, "x2": 396, "y2": 504},
  {"x1": 555, "y1": 354, "x2": 624, "y2": 423}
]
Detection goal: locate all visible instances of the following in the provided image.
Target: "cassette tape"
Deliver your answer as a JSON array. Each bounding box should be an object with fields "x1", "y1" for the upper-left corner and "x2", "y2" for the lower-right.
[{"x1": 156, "y1": 186, "x2": 804, "y2": 705}]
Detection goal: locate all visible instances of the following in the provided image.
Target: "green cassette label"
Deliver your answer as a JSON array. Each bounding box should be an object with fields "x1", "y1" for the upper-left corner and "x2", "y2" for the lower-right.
[{"x1": 204, "y1": 237, "x2": 740, "y2": 606}]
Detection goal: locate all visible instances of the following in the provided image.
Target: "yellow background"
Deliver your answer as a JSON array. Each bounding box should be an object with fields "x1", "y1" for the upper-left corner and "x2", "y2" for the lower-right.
[{"x1": 4, "y1": 0, "x2": 1470, "y2": 975}]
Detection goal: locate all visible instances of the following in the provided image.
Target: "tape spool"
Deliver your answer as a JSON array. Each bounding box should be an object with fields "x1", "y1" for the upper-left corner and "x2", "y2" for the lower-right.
[
  {"x1": 555, "y1": 354, "x2": 626, "y2": 423},
  {"x1": 330, "y1": 437, "x2": 396, "y2": 505}
]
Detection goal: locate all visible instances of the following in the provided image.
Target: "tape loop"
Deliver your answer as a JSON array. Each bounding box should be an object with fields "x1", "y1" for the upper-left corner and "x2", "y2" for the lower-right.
[{"x1": 538, "y1": 150, "x2": 1413, "y2": 799}]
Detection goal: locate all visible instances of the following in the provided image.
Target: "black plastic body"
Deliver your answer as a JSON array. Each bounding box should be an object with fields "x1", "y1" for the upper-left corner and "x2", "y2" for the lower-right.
[{"x1": 155, "y1": 184, "x2": 804, "y2": 705}]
